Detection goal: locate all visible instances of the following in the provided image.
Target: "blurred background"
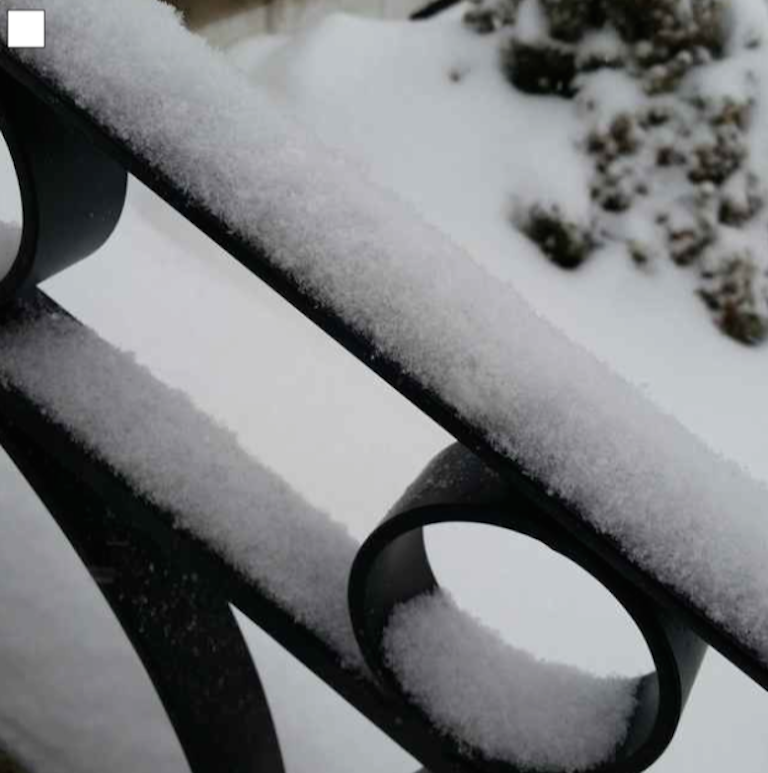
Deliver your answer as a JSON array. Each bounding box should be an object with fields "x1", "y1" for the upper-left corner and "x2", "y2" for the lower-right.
[{"x1": 168, "y1": 0, "x2": 423, "y2": 44}]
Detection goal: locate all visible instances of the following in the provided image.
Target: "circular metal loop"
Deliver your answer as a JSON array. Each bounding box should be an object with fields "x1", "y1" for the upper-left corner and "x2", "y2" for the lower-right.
[
  {"x1": 0, "y1": 66, "x2": 127, "y2": 305},
  {"x1": 350, "y1": 444, "x2": 707, "y2": 773}
]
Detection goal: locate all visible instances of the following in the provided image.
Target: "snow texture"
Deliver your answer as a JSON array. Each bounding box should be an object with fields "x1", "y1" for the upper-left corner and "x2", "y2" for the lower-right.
[
  {"x1": 2, "y1": 0, "x2": 768, "y2": 712},
  {"x1": 0, "y1": 304, "x2": 640, "y2": 767},
  {"x1": 384, "y1": 590, "x2": 638, "y2": 771},
  {"x1": 0, "y1": 307, "x2": 363, "y2": 668}
]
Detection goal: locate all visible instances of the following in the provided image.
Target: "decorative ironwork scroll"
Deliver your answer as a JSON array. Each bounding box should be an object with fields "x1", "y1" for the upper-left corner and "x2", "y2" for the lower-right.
[
  {"x1": 0, "y1": 6, "x2": 761, "y2": 773},
  {"x1": 0, "y1": 291, "x2": 708, "y2": 773},
  {"x1": 0, "y1": 65, "x2": 126, "y2": 303},
  {"x1": 350, "y1": 445, "x2": 707, "y2": 773}
]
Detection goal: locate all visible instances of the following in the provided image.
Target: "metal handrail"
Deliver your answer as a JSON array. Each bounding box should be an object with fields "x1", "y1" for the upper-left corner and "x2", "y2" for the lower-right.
[{"x1": 0, "y1": 5, "x2": 761, "y2": 772}]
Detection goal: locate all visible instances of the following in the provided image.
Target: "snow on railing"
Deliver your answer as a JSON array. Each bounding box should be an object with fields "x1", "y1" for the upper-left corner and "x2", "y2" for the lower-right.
[
  {"x1": 0, "y1": 304, "x2": 363, "y2": 666},
  {"x1": 0, "y1": 291, "x2": 651, "y2": 772},
  {"x1": 0, "y1": 1, "x2": 764, "y2": 772}
]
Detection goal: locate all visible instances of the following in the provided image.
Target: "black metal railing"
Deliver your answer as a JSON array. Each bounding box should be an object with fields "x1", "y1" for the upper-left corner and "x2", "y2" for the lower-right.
[{"x1": 0, "y1": 5, "x2": 763, "y2": 773}]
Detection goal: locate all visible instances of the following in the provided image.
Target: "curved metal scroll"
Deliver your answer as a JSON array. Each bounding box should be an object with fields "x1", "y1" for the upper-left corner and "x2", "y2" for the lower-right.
[
  {"x1": 1, "y1": 290, "x2": 708, "y2": 773},
  {"x1": 0, "y1": 408, "x2": 286, "y2": 773},
  {"x1": 0, "y1": 65, "x2": 127, "y2": 304},
  {"x1": 0, "y1": 10, "x2": 763, "y2": 700},
  {"x1": 0, "y1": 62, "x2": 283, "y2": 773},
  {"x1": 350, "y1": 445, "x2": 708, "y2": 773},
  {"x1": 0, "y1": 291, "x2": 453, "y2": 773},
  {"x1": 0, "y1": 16, "x2": 747, "y2": 773}
]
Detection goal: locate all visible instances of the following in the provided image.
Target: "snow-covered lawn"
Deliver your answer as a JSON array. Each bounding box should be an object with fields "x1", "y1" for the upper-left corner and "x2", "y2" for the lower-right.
[{"x1": 0, "y1": 3, "x2": 767, "y2": 772}]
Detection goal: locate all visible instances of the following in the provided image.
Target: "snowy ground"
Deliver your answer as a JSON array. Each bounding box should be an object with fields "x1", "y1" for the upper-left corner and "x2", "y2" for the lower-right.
[{"x1": 0, "y1": 6, "x2": 767, "y2": 773}]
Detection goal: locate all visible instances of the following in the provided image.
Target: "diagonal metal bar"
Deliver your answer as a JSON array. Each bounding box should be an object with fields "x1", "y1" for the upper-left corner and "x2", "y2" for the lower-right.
[
  {"x1": 0, "y1": 392, "x2": 286, "y2": 773},
  {"x1": 0, "y1": 292, "x2": 458, "y2": 773},
  {"x1": 0, "y1": 286, "x2": 708, "y2": 773},
  {"x1": 0, "y1": 5, "x2": 764, "y2": 769},
  {"x1": 350, "y1": 444, "x2": 708, "y2": 773},
  {"x1": 0, "y1": 38, "x2": 763, "y2": 697}
]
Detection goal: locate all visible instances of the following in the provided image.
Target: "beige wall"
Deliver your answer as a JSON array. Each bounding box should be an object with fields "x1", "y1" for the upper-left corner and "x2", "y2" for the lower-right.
[
  {"x1": 169, "y1": 0, "x2": 270, "y2": 29},
  {"x1": 168, "y1": 0, "x2": 424, "y2": 43}
]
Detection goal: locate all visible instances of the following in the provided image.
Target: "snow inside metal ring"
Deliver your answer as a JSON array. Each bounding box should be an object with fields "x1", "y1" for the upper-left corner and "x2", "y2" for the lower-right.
[
  {"x1": 0, "y1": 65, "x2": 126, "y2": 305},
  {"x1": 349, "y1": 444, "x2": 708, "y2": 773}
]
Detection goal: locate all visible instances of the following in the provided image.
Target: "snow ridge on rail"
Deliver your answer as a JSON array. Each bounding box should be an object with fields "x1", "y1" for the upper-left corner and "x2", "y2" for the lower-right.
[
  {"x1": 384, "y1": 590, "x2": 638, "y2": 771},
  {"x1": 1, "y1": 0, "x2": 768, "y2": 671},
  {"x1": 0, "y1": 302, "x2": 640, "y2": 769},
  {"x1": 0, "y1": 304, "x2": 362, "y2": 668}
]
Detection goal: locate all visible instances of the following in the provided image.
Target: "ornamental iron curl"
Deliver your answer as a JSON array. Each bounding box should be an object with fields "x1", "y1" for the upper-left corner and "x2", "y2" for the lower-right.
[
  {"x1": 349, "y1": 445, "x2": 707, "y2": 773},
  {"x1": 0, "y1": 7, "x2": 762, "y2": 773},
  {"x1": 0, "y1": 64, "x2": 126, "y2": 303}
]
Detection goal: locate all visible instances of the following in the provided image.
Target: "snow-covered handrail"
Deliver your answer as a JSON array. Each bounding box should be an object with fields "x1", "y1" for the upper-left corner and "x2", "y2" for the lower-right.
[
  {"x1": 0, "y1": 291, "x2": 702, "y2": 773},
  {"x1": 0, "y1": 0, "x2": 765, "y2": 771}
]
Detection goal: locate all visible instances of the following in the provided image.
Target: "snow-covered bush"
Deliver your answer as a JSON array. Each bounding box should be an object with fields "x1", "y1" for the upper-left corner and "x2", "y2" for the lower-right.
[{"x1": 465, "y1": 0, "x2": 768, "y2": 345}]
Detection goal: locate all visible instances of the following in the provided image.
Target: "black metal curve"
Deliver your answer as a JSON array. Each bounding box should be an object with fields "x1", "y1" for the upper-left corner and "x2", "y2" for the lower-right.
[
  {"x1": 0, "y1": 65, "x2": 127, "y2": 304},
  {"x1": 0, "y1": 34, "x2": 760, "y2": 699},
  {"x1": 349, "y1": 445, "x2": 708, "y2": 773},
  {"x1": 0, "y1": 290, "x2": 455, "y2": 773},
  {"x1": 0, "y1": 11, "x2": 762, "y2": 771},
  {"x1": 0, "y1": 58, "x2": 718, "y2": 768},
  {"x1": 0, "y1": 53, "x2": 707, "y2": 764},
  {"x1": 0, "y1": 405, "x2": 286, "y2": 773}
]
